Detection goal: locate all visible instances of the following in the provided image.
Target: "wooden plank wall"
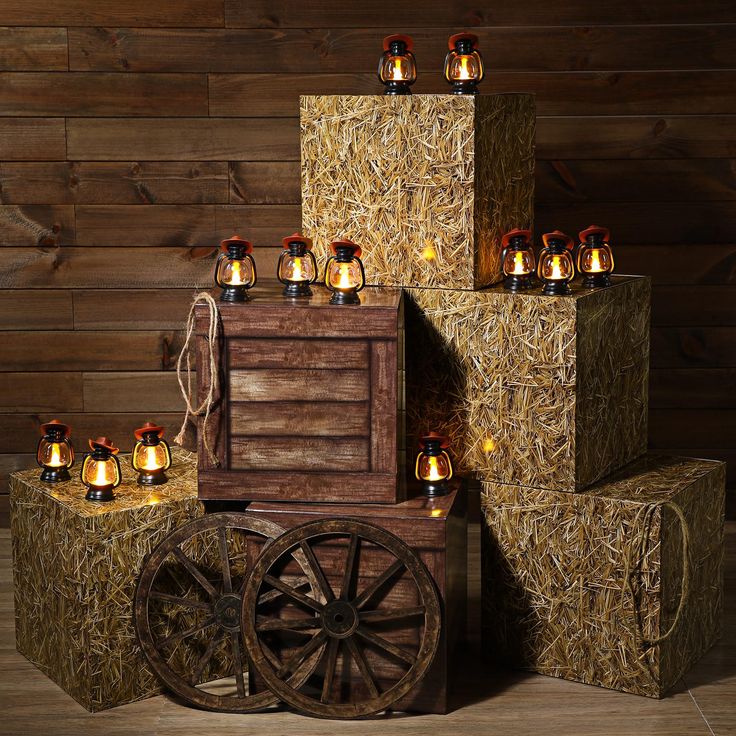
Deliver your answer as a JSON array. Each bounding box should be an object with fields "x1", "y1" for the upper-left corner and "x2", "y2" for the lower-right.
[{"x1": 0, "y1": 1, "x2": 734, "y2": 519}]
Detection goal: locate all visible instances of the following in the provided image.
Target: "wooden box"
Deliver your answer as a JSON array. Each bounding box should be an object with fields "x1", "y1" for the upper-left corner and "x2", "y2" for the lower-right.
[
  {"x1": 481, "y1": 455, "x2": 725, "y2": 697},
  {"x1": 10, "y1": 448, "x2": 207, "y2": 711},
  {"x1": 406, "y1": 276, "x2": 650, "y2": 491},
  {"x1": 196, "y1": 285, "x2": 405, "y2": 504},
  {"x1": 301, "y1": 94, "x2": 535, "y2": 290},
  {"x1": 243, "y1": 484, "x2": 467, "y2": 714}
]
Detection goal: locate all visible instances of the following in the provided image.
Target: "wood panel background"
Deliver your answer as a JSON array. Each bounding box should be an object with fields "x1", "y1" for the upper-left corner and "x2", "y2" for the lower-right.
[{"x1": 0, "y1": 1, "x2": 734, "y2": 519}]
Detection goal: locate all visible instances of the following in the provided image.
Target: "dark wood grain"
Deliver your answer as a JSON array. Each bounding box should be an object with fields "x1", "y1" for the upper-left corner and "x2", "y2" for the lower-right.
[
  {"x1": 0, "y1": 453, "x2": 33, "y2": 493},
  {"x1": 651, "y1": 327, "x2": 736, "y2": 369},
  {"x1": 230, "y1": 436, "x2": 369, "y2": 471},
  {"x1": 82, "y1": 371, "x2": 184, "y2": 412},
  {"x1": 0, "y1": 118, "x2": 66, "y2": 160},
  {"x1": 0, "y1": 205, "x2": 73, "y2": 246},
  {"x1": 650, "y1": 369, "x2": 736, "y2": 409},
  {"x1": 615, "y1": 245, "x2": 736, "y2": 285},
  {"x1": 229, "y1": 161, "x2": 300, "y2": 204},
  {"x1": 227, "y1": 338, "x2": 368, "y2": 369},
  {"x1": 650, "y1": 409, "x2": 736, "y2": 449},
  {"x1": 0, "y1": 162, "x2": 229, "y2": 204},
  {"x1": 0, "y1": 27, "x2": 68, "y2": 71},
  {"x1": 0, "y1": 372, "x2": 83, "y2": 412},
  {"x1": 652, "y1": 286, "x2": 736, "y2": 326},
  {"x1": 370, "y1": 339, "x2": 398, "y2": 474},
  {"x1": 215, "y1": 204, "x2": 300, "y2": 247},
  {"x1": 73, "y1": 289, "x2": 193, "y2": 330},
  {"x1": 229, "y1": 369, "x2": 369, "y2": 403},
  {"x1": 0, "y1": 289, "x2": 72, "y2": 329}
]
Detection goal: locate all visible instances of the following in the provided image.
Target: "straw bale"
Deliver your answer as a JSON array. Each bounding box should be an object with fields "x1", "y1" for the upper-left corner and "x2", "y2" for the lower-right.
[
  {"x1": 405, "y1": 276, "x2": 650, "y2": 490},
  {"x1": 301, "y1": 94, "x2": 535, "y2": 290},
  {"x1": 481, "y1": 455, "x2": 725, "y2": 697},
  {"x1": 9, "y1": 448, "x2": 220, "y2": 712}
]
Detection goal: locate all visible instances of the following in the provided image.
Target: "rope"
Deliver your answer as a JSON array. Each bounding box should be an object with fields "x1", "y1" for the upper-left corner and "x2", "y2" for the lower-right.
[
  {"x1": 174, "y1": 292, "x2": 220, "y2": 466},
  {"x1": 622, "y1": 500, "x2": 691, "y2": 650}
]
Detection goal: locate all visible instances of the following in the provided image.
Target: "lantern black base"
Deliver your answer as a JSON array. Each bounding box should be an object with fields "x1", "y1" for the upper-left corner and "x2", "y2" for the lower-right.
[
  {"x1": 137, "y1": 470, "x2": 168, "y2": 486},
  {"x1": 542, "y1": 282, "x2": 572, "y2": 296},
  {"x1": 450, "y1": 82, "x2": 479, "y2": 95},
  {"x1": 582, "y1": 273, "x2": 612, "y2": 288},
  {"x1": 40, "y1": 466, "x2": 70, "y2": 483},
  {"x1": 282, "y1": 282, "x2": 313, "y2": 298},
  {"x1": 421, "y1": 480, "x2": 450, "y2": 498},
  {"x1": 85, "y1": 485, "x2": 115, "y2": 502},
  {"x1": 503, "y1": 275, "x2": 534, "y2": 292},
  {"x1": 383, "y1": 82, "x2": 412, "y2": 95},
  {"x1": 329, "y1": 290, "x2": 361, "y2": 305},
  {"x1": 220, "y1": 287, "x2": 249, "y2": 303}
]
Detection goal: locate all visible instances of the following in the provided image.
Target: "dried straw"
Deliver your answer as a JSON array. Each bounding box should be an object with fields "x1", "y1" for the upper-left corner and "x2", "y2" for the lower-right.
[
  {"x1": 300, "y1": 94, "x2": 535, "y2": 290},
  {"x1": 481, "y1": 455, "x2": 725, "y2": 697}
]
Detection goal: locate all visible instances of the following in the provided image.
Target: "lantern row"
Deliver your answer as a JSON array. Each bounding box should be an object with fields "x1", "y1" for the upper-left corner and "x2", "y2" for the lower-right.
[{"x1": 379, "y1": 32, "x2": 484, "y2": 95}]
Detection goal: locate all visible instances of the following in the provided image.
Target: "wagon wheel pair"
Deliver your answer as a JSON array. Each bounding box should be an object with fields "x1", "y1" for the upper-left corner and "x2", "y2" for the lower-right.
[{"x1": 135, "y1": 512, "x2": 441, "y2": 719}]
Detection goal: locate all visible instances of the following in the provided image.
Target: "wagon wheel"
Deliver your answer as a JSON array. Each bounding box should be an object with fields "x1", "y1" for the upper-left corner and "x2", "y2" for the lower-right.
[
  {"x1": 134, "y1": 511, "x2": 321, "y2": 712},
  {"x1": 241, "y1": 519, "x2": 441, "y2": 719}
]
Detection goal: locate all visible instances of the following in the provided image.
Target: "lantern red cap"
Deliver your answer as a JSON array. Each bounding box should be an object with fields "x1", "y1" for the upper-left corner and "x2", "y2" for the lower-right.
[
  {"x1": 282, "y1": 232, "x2": 313, "y2": 250},
  {"x1": 501, "y1": 229, "x2": 532, "y2": 248},
  {"x1": 330, "y1": 239, "x2": 363, "y2": 259},
  {"x1": 448, "y1": 32, "x2": 479, "y2": 50},
  {"x1": 542, "y1": 230, "x2": 574, "y2": 250},
  {"x1": 134, "y1": 422, "x2": 165, "y2": 441},
  {"x1": 220, "y1": 235, "x2": 253, "y2": 254},
  {"x1": 88, "y1": 437, "x2": 119, "y2": 454},
  {"x1": 383, "y1": 34, "x2": 414, "y2": 52},
  {"x1": 419, "y1": 432, "x2": 450, "y2": 449},
  {"x1": 578, "y1": 225, "x2": 611, "y2": 243},
  {"x1": 40, "y1": 419, "x2": 71, "y2": 437}
]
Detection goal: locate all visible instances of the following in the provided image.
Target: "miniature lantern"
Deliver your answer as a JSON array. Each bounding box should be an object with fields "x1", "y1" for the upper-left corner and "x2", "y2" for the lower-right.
[
  {"x1": 131, "y1": 422, "x2": 172, "y2": 486},
  {"x1": 577, "y1": 225, "x2": 614, "y2": 288},
  {"x1": 36, "y1": 419, "x2": 74, "y2": 483},
  {"x1": 324, "y1": 240, "x2": 366, "y2": 305},
  {"x1": 444, "y1": 32, "x2": 484, "y2": 95},
  {"x1": 378, "y1": 34, "x2": 417, "y2": 95},
  {"x1": 501, "y1": 228, "x2": 535, "y2": 291},
  {"x1": 538, "y1": 230, "x2": 575, "y2": 296},
  {"x1": 415, "y1": 433, "x2": 454, "y2": 497},
  {"x1": 81, "y1": 437, "x2": 122, "y2": 502},
  {"x1": 214, "y1": 235, "x2": 257, "y2": 302},
  {"x1": 277, "y1": 232, "x2": 318, "y2": 297}
]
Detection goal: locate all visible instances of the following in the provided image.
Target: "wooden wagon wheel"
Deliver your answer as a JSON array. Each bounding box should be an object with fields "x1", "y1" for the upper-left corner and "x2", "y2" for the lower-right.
[
  {"x1": 241, "y1": 518, "x2": 441, "y2": 719},
  {"x1": 134, "y1": 511, "x2": 321, "y2": 712}
]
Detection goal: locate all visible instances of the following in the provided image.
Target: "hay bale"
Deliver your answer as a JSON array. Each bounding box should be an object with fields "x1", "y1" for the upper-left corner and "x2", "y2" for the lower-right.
[
  {"x1": 301, "y1": 94, "x2": 535, "y2": 290},
  {"x1": 10, "y1": 447, "x2": 209, "y2": 712},
  {"x1": 405, "y1": 276, "x2": 650, "y2": 491},
  {"x1": 481, "y1": 455, "x2": 725, "y2": 697}
]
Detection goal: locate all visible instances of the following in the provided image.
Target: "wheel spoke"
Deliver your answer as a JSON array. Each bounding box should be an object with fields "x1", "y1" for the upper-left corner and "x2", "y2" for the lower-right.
[
  {"x1": 172, "y1": 547, "x2": 218, "y2": 599},
  {"x1": 149, "y1": 591, "x2": 212, "y2": 611},
  {"x1": 190, "y1": 630, "x2": 222, "y2": 686},
  {"x1": 230, "y1": 631, "x2": 246, "y2": 698},
  {"x1": 355, "y1": 626, "x2": 417, "y2": 666},
  {"x1": 340, "y1": 533, "x2": 359, "y2": 601},
  {"x1": 256, "y1": 615, "x2": 321, "y2": 633},
  {"x1": 276, "y1": 630, "x2": 327, "y2": 679},
  {"x1": 352, "y1": 559, "x2": 404, "y2": 609},
  {"x1": 320, "y1": 637, "x2": 340, "y2": 704},
  {"x1": 345, "y1": 636, "x2": 379, "y2": 698},
  {"x1": 263, "y1": 575, "x2": 324, "y2": 612},
  {"x1": 299, "y1": 540, "x2": 335, "y2": 604},
  {"x1": 158, "y1": 615, "x2": 216, "y2": 649},
  {"x1": 259, "y1": 638, "x2": 282, "y2": 670},
  {"x1": 254, "y1": 576, "x2": 310, "y2": 604},
  {"x1": 359, "y1": 605, "x2": 425, "y2": 623},
  {"x1": 218, "y1": 527, "x2": 232, "y2": 594}
]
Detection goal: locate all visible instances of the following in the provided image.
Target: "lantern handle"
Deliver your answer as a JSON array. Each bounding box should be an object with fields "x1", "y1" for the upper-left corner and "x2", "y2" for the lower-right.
[
  {"x1": 441, "y1": 451, "x2": 453, "y2": 480},
  {"x1": 324, "y1": 255, "x2": 336, "y2": 291},
  {"x1": 276, "y1": 250, "x2": 290, "y2": 286},
  {"x1": 246, "y1": 253, "x2": 258, "y2": 288},
  {"x1": 305, "y1": 249, "x2": 318, "y2": 285}
]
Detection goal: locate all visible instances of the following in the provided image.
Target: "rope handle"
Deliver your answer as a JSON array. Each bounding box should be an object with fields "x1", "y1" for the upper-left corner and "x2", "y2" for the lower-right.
[{"x1": 174, "y1": 292, "x2": 220, "y2": 466}]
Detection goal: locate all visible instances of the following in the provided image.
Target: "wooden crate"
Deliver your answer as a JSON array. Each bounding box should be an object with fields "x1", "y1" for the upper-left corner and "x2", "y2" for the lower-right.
[
  {"x1": 481, "y1": 455, "x2": 725, "y2": 697},
  {"x1": 243, "y1": 483, "x2": 467, "y2": 714},
  {"x1": 196, "y1": 284, "x2": 405, "y2": 504},
  {"x1": 301, "y1": 94, "x2": 535, "y2": 290},
  {"x1": 405, "y1": 275, "x2": 650, "y2": 491},
  {"x1": 10, "y1": 448, "x2": 208, "y2": 712}
]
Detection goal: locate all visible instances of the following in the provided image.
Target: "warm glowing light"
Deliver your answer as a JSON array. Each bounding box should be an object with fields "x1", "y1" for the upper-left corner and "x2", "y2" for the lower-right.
[
  {"x1": 228, "y1": 259, "x2": 244, "y2": 285},
  {"x1": 457, "y1": 56, "x2": 471, "y2": 80},
  {"x1": 47, "y1": 443, "x2": 64, "y2": 467},
  {"x1": 93, "y1": 461, "x2": 111, "y2": 487},
  {"x1": 139, "y1": 445, "x2": 163, "y2": 471},
  {"x1": 512, "y1": 251, "x2": 526, "y2": 275},
  {"x1": 392, "y1": 63, "x2": 404, "y2": 81},
  {"x1": 431, "y1": 508, "x2": 443, "y2": 517},
  {"x1": 482, "y1": 437, "x2": 496, "y2": 453},
  {"x1": 291, "y1": 256, "x2": 305, "y2": 281},
  {"x1": 146, "y1": 494, "x2": 162, "y2": 505},
  {"x1": 549, "y1": 255, "x2": 565, "y2": 280},
  {"x1": 422, "y1": 244, "x2": 436, "y2": 261},
  {"x1": 336, "y1": 263, "x2": 353, "y2": 289},
  {"x1": 425, "y1": 455, "x2": 444, "y2": 481},
  {"x1": 588, "y1": 249, "x2": 603, "y2": 273}
]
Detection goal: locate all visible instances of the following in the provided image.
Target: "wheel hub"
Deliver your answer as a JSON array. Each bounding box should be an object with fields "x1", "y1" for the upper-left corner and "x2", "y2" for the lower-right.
[
  {"x1": 215, "y1": 593, "x2": 242, "y2": 632},
  {"x1": 321, "y1": 600, "x2": 358, "y2": 638}
]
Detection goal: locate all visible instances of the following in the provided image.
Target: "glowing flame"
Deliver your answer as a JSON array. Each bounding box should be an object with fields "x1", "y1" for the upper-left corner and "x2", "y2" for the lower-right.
[
  {"x1": 549, "y1": 255, "x2": 565, "y2": 281},
  {"x1": 512, "y1": 251, "x2": 526, "y2": 275},
  {"x1": 228, "y1": 260, "x2": 244, "y2": 285},
  {"x1": 426, "y1": 456, "x2": 444, "y2": 481},
  {"x1": 457, "y1": 56, "x2": 471, "y2": 80},
  {"x1": 392, "y1": 62, "x2": 405, "y2": 81},
  {"x1": 482, "y1": 437, "x2": 496, "y2": 453},
  {"x1": 92, "y1": 460, "x2": 112, "y2": 487},
  {"x1": 47, "y1": 442, "x2": 64, "y2": 467},
  {"x1": 336, "y1": 264, "x2": 354, "y2": 289},
  {"x1": 422, "y1": 244, "x2": 437, "y2": 261},
  {"x1": 140, "y1": 445, "x2": 163, "y2": 471},
  {"x1": 291, "y1": 256, "x2": 304, "y2": 281},
  {"x1": 588, "y1": 249, "x2": 604, "y2": 273}
]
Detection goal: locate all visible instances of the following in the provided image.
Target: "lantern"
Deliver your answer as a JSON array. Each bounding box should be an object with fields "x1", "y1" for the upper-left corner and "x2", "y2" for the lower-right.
[
  {"x1": 277, "y1": 232, "x2": 318, "y2": 297},
  {"x1": 444, "y1": 32, "x2": 484, "y2": 95},
  {"x1": 214, "y1": 235, "x2": 257, "y2": 302},
  {"x1": 577, "y1": 224, "x2": 614, "y2": 288},
  {"x1": 378, "y1": 34, "x2": 417, "y2": 95},
  {"x1": 324, "y1": 240, "x2": 366, "y2": 305},
  {"x1": 81, "y1": 437, "x2": 122, "y2": 502},
  {"x1": 501, "y1": 228, "x2": 536, "y2": 291},
  {"x1": 538, "y1": 230, "x2": 575, "y2": 296},
  {"x1": 36, "y1": 419, "x2": 74, "y2": 483},
  {"x1": 415, "y1": 433, "x2": 453, "y2": 497},
  {"x1": 131, "y1": 422, "x2": 172, "y2": 486}
]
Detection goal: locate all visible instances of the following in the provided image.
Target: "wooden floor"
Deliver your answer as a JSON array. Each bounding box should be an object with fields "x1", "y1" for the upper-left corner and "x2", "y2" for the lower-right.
[{"x1": 0, "y1": 523, "x2": 733, "y2": 735}]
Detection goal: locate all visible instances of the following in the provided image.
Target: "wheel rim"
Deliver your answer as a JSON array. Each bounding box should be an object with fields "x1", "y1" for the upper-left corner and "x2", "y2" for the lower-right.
[
  {"x1": 241, "y1": 518, "x2": 441, "y2": 719},
  {"x1": 134, "y1": 511, "x2": 320, "y2": 712}
]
